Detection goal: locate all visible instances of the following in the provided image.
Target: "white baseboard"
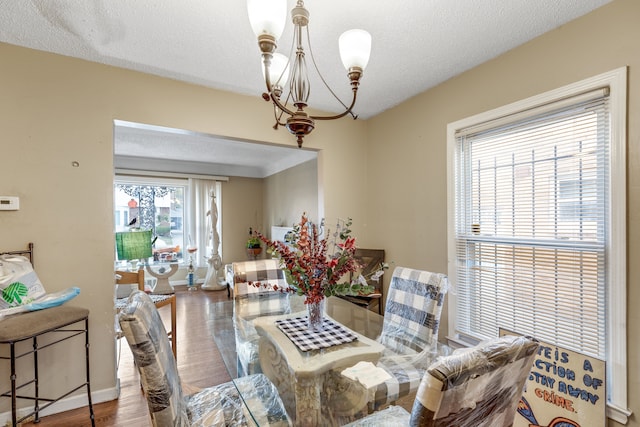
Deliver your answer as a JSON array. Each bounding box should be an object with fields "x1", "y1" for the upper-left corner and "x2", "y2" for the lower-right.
[{"x1": 0, "y1": 385, "x2": 119, "y2": 424}]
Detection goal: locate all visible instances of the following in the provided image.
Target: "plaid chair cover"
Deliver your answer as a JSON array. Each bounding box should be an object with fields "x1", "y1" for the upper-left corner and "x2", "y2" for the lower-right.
[
  {"x1": 118, "y1": 291, "x2": 291, "y2": 427},
  {"x1": 372, "y1": 353, "x2": 431, "y2": 408},
  {"x1": 234, "y1": 293, "x2": 297, "y2": 376},
  {"x1": 232, "y1": 259, "x2": 288, "y2": 297},
  {"x1": 347, "y1": 335, "x2": 539, "y2": 427},
  {"x1": 370, "y1": 267, "x2": 448, "y2": 407},
  {"x1": 410, "y1": 335, "x2": 539, "y2": 426},
  {"x1": 232, "y1": 260, "x2": 291, "y2": 376},
  {"x1": 378, "y1": 267, "x2": 448, "y2": 356}
]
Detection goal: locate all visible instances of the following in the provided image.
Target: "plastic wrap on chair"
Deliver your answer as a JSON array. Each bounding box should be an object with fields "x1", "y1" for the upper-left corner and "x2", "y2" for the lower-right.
[
  {"x1": 118, "y1": 291, "x2": 189, "y2": 426},
  {"x1": 372, "y1": 344, "x2": 454, "y2": 407},
  {"x1": 410, "y1": 335, "x2": 539, "y2": 427},
  {"x1": 233, "y1": 374, "x2": 292, "y2": 426},
  {"x1": 120, "y1": 292, "x2": 292, "y2": 426},
  {"x1": 235, "y1": 335, "x2": 261, "y2": 376},
  {"x1": 234, "y1": 292, "x2": 303, "y2": 376},
  {"x1": 343, "y1": 405, "x2": 411, "y2": 426},
  {"x1": 233, "y1": 259, "x2": 288, "y2": 297},
  {"x1": 187, "y1": 374, "x2": 291, "y2": 426},
  {"x1": 378, "y1": 267, "x2": 448, "y2": 356}
]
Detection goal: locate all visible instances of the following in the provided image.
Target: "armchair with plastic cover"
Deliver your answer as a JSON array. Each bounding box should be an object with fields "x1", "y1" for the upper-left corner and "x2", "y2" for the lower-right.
[
  {"x1": 118, "y1": 290, "x2": 291, "y2": 427},
  {"x1": 372, "y1": 267, "x2": 449, "y2": 406},
  {"x1": 346, "y1": 334, "x2": 540, "y2": 427}
]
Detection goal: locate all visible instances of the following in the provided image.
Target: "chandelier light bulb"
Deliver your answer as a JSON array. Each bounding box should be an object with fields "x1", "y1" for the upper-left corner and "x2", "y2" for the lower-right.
[
  {"x1": 263, "y1": 52, "x2": 290, "y2": 90},
  {"x1": 247, "y1": 0, "x2": 287, "y2": 40},
  {"x1": 339, "y1": 29, "x2": 372, "y2": 71}
]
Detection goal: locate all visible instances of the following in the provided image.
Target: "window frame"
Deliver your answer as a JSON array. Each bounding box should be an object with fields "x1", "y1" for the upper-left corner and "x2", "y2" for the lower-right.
[
  {"x1": 114, "y1": 174, "x2": 189, "y2": 264},
  {"x1": 446, "y1": 67, "x2": 628, "y2": 423}
]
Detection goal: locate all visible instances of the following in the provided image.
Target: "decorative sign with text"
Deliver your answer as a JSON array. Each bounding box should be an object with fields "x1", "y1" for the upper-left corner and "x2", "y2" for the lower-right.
[{"x1": 499, "y1": 329, "x2": 605, "y2": 427}]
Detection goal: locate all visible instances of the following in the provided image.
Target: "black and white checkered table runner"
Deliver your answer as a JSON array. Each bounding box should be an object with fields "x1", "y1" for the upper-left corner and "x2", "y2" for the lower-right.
[{"x1": 276, "y1": 316, "x2": 358, "y2": 352}]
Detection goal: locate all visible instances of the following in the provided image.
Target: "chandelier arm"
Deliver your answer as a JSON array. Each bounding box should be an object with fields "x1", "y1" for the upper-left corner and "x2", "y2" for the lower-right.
[
  {"x1": 273, "y1": 103, "x2": 288, "y2": 127},
  {"x1": 262, "y1": 55, "x2": 299, "y2": 118},
  {"x1": 304, "y1": 25, "x2": 355, "y2": 117},
  {"x1": 311, "y1": 89, "x2": 359, "y2": 121}
]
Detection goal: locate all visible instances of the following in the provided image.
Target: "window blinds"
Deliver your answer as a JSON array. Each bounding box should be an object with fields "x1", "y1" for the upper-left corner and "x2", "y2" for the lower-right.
[{"x1": 453, "y1": 90, "x2": 609, "y2": 359}]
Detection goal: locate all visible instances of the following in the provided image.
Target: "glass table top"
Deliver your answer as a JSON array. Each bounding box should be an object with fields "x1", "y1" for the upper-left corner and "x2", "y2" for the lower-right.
[{"x1": 227, "y1": 293, "x2": 452, "y2": 426}]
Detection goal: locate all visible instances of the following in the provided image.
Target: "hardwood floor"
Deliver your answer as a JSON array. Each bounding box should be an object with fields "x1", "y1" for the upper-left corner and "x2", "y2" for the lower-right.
[{"x1": 22, "y1": 286, "x2": 233, "y2": 427}]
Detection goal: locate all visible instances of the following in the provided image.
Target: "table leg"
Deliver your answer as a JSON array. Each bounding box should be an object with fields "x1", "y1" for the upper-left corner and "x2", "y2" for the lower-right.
[
  {"x1": 294, "y1": 376, "x2": 323, "y2": 426},
  {"x1": 258, "y1": 338, "x2": 296, "y2": 418}
]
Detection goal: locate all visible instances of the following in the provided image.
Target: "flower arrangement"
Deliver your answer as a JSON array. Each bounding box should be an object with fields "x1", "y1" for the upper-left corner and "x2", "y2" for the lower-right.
[{"x1": 252, "y1": 213, "x2": 388, "y2": 304}]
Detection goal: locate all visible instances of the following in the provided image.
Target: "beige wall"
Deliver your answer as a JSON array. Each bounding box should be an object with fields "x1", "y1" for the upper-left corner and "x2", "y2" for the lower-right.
[
  {"x1": 367, "y1": 0, "x2": 638, "y2": 424},
  {"x1": 263, "y1": 158, "x2": 320, "y2": 232},
  {"x1": 0, "y1": 41, "x2": 367, "y2": 417},
  {"x1": 220, "y1": 176, "x2": 264, "y2": 263}
]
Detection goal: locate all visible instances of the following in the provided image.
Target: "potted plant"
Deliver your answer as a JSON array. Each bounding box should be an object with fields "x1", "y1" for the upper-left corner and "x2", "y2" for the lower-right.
[{"x1": 246, "y1": 228, "x2": 262, "y2": 259}]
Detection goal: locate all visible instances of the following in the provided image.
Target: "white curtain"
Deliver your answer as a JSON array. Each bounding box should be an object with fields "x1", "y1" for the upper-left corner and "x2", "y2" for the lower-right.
[{"x1": 187, "y1": 179, "x2": 222, "y2": 268}]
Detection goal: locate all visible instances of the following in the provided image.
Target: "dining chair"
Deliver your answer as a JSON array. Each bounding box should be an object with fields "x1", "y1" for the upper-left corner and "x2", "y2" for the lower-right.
[
  {"x1": 118, "y1": 290, "x2": 291, "y2": 427},
  {"x1": 377, "y1": 267, "x2": 449, "y2": 355},
  {"x1": 346, "y1": 335, "x2": 540, "y2": 427},
  {"x1": 232, "y1": 259, "x2": 290, "y2": 376},
  {"x1": 372, "y1": 266, "x2": 448, "y2": 407},
  {"x1": 115, "y1": 269, "x2": 177, "y2": 360}
]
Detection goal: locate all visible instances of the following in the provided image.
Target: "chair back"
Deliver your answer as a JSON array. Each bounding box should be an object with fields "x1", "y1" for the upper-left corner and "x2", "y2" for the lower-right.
[
  {"x1": 115, "y1": 269, "x2": 145, "y2": 290},
  {"x1": 379, "y1": 267, "x2": 448, "y2": 354},
  {"x1": 410, "y1": 335, "x2": 539, "y2": 427},
  {"x1": 232, "y1": 259, "x2": 287, "y2": 298},
  {"x1": 118, "y1": 291, "x2": 188, "y2": 426}
]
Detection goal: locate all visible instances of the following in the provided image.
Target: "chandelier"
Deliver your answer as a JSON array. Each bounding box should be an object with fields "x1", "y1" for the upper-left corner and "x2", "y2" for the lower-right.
[{"x1": 247, "y1": 0, "x2": 372, "y2": 148}]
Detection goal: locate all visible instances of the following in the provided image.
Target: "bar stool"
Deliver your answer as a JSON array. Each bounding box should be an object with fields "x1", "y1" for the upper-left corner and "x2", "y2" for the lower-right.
[{"x1": 0, "y1": 306, "x2": 95, "y2": 426}]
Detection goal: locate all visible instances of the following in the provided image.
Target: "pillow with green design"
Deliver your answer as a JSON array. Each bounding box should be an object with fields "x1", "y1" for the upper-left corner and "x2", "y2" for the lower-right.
[{"x1": 0, "y1": 255, "x2": 46, "y2": 311}]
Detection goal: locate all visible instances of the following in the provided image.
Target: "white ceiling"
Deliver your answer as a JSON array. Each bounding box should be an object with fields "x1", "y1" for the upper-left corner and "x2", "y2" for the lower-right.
[
  {"x1": 113, "y1": 120, "x2": 317, "y2": 178},
  {"x1": 1, "y1": 0, "x2": 612, "y2": 177}
]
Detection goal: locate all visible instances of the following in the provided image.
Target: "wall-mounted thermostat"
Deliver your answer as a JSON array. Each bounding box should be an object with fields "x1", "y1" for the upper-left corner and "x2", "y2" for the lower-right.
[{"x1": 0, "y1": 196, "x2": 19, "y2": 210}]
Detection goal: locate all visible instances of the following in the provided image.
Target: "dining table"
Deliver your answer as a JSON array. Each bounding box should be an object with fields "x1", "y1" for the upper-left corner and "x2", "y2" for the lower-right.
[{"x1": 229, "y1": 292, "x2": 452, "y2": 426}]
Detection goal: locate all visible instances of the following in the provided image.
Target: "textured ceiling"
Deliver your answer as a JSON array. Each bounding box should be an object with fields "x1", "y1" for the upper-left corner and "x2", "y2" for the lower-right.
[{"x1": 1, "y1": 0, "x2": 612, "y2": 177}]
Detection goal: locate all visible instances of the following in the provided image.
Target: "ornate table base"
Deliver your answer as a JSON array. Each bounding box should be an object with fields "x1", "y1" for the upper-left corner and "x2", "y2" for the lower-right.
[
  {"x1": 145, "y1": 263, "x2": 178, "y2": 294},
  {"x1": 256, "y1": 320, "x2": 381, "y2": 426}
]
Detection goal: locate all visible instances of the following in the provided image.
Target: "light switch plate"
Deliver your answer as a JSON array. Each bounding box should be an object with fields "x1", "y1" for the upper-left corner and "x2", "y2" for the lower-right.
[{"x1": 0, "y1": 196, "x2": 19, "y2": 210}]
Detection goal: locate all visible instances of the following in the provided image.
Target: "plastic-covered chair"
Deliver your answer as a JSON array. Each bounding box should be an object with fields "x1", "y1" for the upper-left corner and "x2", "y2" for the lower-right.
[
  {"x1": 232, "y1": 259, "x2": 293, "y2": 376},
  {"x1": 371, "y1": 267, "x2": 448, "y2": 406},
  {"x1": 118, "y1": 290, "x2": 291, "y2": 427},
  {"x1": 346, "y1": 335, "x2": 540, "y2": 427},
  {"x1": 232, "y1": 259, "x2": 288, "y2": 298},
  {"x1": 378, "y1": 267, "x2": 448, "y2": 355}
]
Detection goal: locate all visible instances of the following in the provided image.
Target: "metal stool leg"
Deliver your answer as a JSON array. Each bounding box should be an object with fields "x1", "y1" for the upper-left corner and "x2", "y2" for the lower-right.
[
  {"x1": 84, "y1": 317, "x2": 95, "y2": 426},
  {"x1": 33, "y1": 336, "x2": 40, "y2": 423},
  {"x1": 10, "y1": 343, "x2": 17, "y2": 427}
]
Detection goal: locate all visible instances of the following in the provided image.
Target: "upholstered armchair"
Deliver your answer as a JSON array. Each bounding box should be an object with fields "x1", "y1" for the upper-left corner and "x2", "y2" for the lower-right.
[{"x1": 118, "y1": 290, "x2": 291, "y2": 426}]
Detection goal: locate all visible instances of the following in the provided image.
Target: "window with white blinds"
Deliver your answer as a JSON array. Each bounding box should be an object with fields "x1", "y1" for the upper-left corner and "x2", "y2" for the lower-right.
[
  {"x1": 454, "y1": 91, "x2": 608, "y2": 357},
  {"x1": 447, "y1": 68, "x2": 628, "y2": 421}
]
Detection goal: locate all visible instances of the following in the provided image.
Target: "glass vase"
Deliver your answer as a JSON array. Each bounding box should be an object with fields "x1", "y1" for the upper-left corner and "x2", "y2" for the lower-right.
[{"x1": 306, "y1": 298, "x2": 325, "y2": 332}]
